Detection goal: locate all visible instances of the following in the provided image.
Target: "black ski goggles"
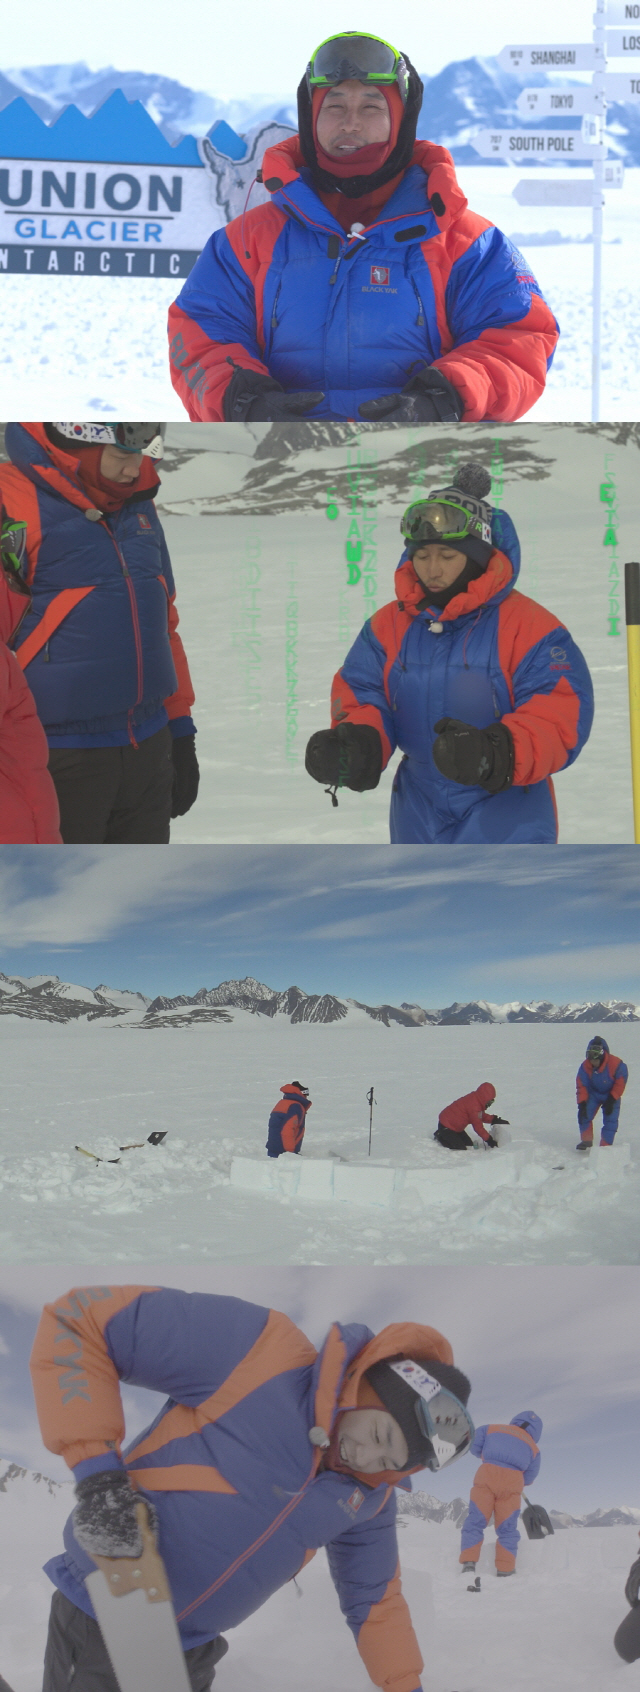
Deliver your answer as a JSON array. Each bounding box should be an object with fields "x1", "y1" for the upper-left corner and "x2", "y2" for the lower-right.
[
  {"x1": 586, "y1": 1044, "x2": 606, "y2": 1065},
  {"x1": 308, "y1": 34, "x2": 409, "y2": 103},
  {"x1": 400, "y1": 499, "x2": 492, "y2": 548}
]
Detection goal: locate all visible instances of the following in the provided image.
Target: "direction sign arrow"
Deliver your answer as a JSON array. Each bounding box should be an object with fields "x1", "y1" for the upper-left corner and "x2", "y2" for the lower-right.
[
  {"x1": 605, "y1": 68, "x2": 640, "y2": 94},
  {"x1": 516, "y1": 87, "x2": 600, "y2": 117},
  {"x1": 498, "y1": 43, "x2": 601, "y2": 72},
  {"x1": 471, "y1": 128, "x2": 601, "y2": 159},
  {"x1": 512, "y1": 180, "x2": 594, "y2": 204},
  {"x1": 606, "y1": 26, "x2": 640, "y2": 48},
  {"x1": 605, "y1": 1, "x2": 640, "y2": 22}
]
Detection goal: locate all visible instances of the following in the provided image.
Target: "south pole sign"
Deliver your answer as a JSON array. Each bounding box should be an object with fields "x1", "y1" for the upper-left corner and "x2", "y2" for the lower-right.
[{"x1": 475, "y1": 3, "x2": 624, "y2": 423}]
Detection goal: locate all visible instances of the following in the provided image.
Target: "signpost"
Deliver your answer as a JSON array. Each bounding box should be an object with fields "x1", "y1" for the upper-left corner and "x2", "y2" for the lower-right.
[{"x1": 475, "y1": 1, "x2": 632, "y2": 420}]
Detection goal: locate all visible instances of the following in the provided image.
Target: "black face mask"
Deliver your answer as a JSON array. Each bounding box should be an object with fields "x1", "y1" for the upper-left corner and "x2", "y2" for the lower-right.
[
  {"x1": 412, "y1": 555, "x2": 487, "y2": 611},
  {"x1": 296, "y1": 54, "x2": 424, "y2": 198}
]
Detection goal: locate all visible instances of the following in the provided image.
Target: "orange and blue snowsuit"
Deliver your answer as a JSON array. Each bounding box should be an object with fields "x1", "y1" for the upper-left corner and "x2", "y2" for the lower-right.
[
  {"x1": 30, "y1": 1288, "x2": 461, "y2": 1691},
  {"x1": 0, "y1": 548, "x2": 61, "y2": 842},
  {"x1": 168, "y1": 134, "x2": 558, "y2": 423},
  {"x1": 576, "y1": 1040, "x2": 628, "y2": 1145},
  {"x1": 0, "y1": 424, "x2": 195, "y2": 750},
  {"x1": 330, "y1": 511, "x2": 593, "y2": 844},
  {"x1": 267, "y1": 1083, "x2": 312, "y2": 1158},
  {"x1": 460, "y1": 1413, "x2": 542, "y2": 1574}
]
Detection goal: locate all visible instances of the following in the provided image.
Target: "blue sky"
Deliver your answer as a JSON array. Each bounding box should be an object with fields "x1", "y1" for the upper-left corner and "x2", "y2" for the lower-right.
[
  {"x1": 0, "y1": 846, "x2": 638, "y2": 1008},
  {"x1": 1, "y1": 1265, "x2": 638, "y2": 1513},
  {"x1": 1, "y1": 1, "x2": 595, "y2": 101}
]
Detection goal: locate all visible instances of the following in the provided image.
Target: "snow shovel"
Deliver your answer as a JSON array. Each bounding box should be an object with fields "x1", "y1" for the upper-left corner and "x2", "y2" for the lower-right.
[
  {"x1": 119, "y1": 1132, "x2": 168, "y2": 1150},
  {"x1": 521, "y1": 1496, "x2": 554, "y2": 1539},
  {"x1": 85, "y1": 1501, "x2": 191, "y2": 1692}
]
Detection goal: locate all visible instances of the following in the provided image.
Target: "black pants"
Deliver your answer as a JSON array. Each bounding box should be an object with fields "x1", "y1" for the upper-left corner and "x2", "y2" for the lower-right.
[
  {"x1": 48, "y1": 729, "x2": 174, "y2": 844},
  {"x1": 42, "y1": 1590, "x2": 228, "y2": 1690},
  {"x1": 434, "y1": 1125, "x2": 474, "y2": 1151}
]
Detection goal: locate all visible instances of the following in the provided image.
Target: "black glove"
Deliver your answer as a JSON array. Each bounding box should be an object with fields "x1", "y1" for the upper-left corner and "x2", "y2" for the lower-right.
[
  {"x1": 489, "y1": 1116, "x2": 510, "y2": 1127},
  {"x1": 73, "y1": 1470, "x2": 158, "y2": 1558},
  {"x1": 358, "y1": 366, "x2": 463, "y2": 423},
  {"x1": 485, "y1": 1135, "x2": 498, "y2": 1149},
  {"x1": 603, "y1": 1094, "x2": 616, "y2": 1116},
  {"x1": 578, "y1": 1101, "x2": 588, "y2": 1124},
  {"x1": 171, "y1": 734, "x2": 200, "y2": 818},
  {"x1": 305, "y1": 723, "x2": 383, "y2": 801},
  {"x1": 432, "y1": 718, "x2": 515, "y2": 794},
  {"x1": 223, "y1": 366, "x2": 324, "y2": 422},
  {"x1": 625, "y1": 1556, "x2": 640, "y2": 1607}
]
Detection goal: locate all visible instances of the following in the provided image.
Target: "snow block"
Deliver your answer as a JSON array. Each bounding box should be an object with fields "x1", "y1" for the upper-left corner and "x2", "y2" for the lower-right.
[
  {"x1": 333, "y1": 1162, "x2": 396, "y2": 1208},
  {"x1": 296, "y1": 1159, "x2": 336, "y2": 1200},
  {"x1": 588, "y1": 1143, "x2": 631, "y2": 1181},
  {"x1": 400, "y1": 1151, "x2": 534, "y2": 1204},
  {"x1": 229, "y1": 1155, "x2": 300, "y2": 1197}
]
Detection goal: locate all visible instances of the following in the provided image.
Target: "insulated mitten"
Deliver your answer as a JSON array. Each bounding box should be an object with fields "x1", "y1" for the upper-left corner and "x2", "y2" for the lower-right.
[
  {"x1": 432, "y1": 718, "x2": 515, "y2": 793},
  {"x1": 73, "y1": 1470, "x2": 158, "y2": 1558},
  {"x1": 223, "y1": 366, "x2": 324, "y2": 421},
  {"x1": 578, "y1": 1101, "x2": 588, "y2": 1124},
  {"x1": 358, "y1": 366, "x2": 463, "y2": 422},
  {"x1": 485, "y1": 1135, "x2": 498, "y2": 1149},
  {"x1": 171, "y1": 734, "x2": 200, "y2": 817},
  {"x1": 603, "y1": 1094, "x2": 616, "y2": 1116},
  {"x1": 305, "y1": 723, "x2": 383, "y2": 795},
  {"x1": 489, "y1": 1116, "x2": 510, "y2": 1126}
]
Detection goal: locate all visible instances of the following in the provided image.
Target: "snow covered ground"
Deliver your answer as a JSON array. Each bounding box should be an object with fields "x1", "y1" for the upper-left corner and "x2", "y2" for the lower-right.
[
  {"x1": 149, "y1": 423, "x2": 639, "y2": 845},
  {"x1": 1, "y1": 167, "x2": 638, "y2": 420},
  {"x1": 0, "y1": 1019, "x2": 637, "y2": 1267},
  {"x1": 0, "y1": 1462, "x2": 636, "y2": 1692}
]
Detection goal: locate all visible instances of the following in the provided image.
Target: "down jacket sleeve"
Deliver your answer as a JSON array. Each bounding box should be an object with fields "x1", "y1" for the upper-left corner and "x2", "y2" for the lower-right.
[
  {"x1": 326, "y1": 1491, "x2": 423, "y2": 1692},
  {"x1": 430, "y1": 230, "x2": 559, "y2": 421},
  {"x1": 168, "y1": 220, "x2": 274, "y2": 421},
  {"x1": 522, "y1": 1451, "x2": 542, "y2": 1486},
  {"x1": 0, "y1": 643, "x2": 62, "y2": 843},
  {"x1": 497, "y1": 593, "x2": 594, "y2": 782},
  {"x1": 331, "y1": 621, "x2": 399, "y2": 767}
]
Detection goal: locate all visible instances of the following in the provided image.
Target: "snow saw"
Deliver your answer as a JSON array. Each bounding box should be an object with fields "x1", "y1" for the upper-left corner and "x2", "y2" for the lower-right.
[
  {"x1": 85, "y1": 1500, "x2": 191, "y2": 1692},
  {"x1": 521, "y1": 1496, "x2": 554, "y2": 1539}
]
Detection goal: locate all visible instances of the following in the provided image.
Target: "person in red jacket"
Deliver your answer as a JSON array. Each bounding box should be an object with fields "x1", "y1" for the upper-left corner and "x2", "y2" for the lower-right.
[
  {"x1": 267, "y1": 1082, "x2": 312, "y2": 1157},
  {"x1": 435, "y1": 1084, "x2": 508, "y2": 1150},
  {"x1": 0, "y1": 507, "x2": 61, "y2": 844}
]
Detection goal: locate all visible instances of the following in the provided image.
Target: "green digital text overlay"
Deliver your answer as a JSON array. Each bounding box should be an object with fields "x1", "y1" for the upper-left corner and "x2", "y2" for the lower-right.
[{"x1": 600, "y1": 455, "x2": 621, "y2": 637}]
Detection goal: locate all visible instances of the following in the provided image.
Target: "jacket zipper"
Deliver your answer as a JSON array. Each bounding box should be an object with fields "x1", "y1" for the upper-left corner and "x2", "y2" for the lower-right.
[{"x1": 104, "y1": 526, "x2": 144, "y2": 747}]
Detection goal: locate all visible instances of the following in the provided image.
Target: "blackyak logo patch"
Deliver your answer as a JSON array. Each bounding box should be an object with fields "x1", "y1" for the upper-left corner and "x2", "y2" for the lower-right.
[
  {"x1": 370, "y1": 265, "x2": 390, "y2": 285},
  {"x1": 138, "y1": 515, "x2": 152, "y2": 530}
]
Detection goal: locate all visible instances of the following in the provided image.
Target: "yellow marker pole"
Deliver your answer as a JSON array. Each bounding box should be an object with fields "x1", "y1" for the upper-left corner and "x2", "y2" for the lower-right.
[{"x1": 625, "y1": 562, "x2": 640, "y2": 843}]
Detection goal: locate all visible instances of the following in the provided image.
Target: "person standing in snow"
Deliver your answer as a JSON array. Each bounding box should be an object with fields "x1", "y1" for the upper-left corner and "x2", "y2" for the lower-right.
[
  {"x1": 434, "y1": 1083, "x2": 508, "y2": 1151},
  {"x1": 0, "y1": 506, "x2": 61, "y2": 843},
  {"x1": 576, "y1": 1036, "x2": 628, "y2": 1151},
  {"x1": 614, "y1": 1536, "x2": 640, "y2": 1661},
  {"x1": 267, "y1": 1081, "x2": 312, "y2": 1157},
  {"x1": 459, "y1": 1411, "x2": 542, "y2": 1576},
  {"x1": 305, "y1": 462, "x2": 593, "y2": 845},
  {"x1": 31, "y1": 1284, "x2": 474, "y2": 1692},
  {"x1": 168, "y1": 31, "x2": 558, "y2": 423},
  {"x1": 0, "y1": 423, "x2": 199, "y2": 845}
]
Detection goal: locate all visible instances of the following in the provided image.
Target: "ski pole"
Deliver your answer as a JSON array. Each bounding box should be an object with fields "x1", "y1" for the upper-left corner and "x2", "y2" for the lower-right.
[
  {"x1": 366, "y1": 1087, "x2": 376, "y2": 1157},
  {"x1": 625, "y1": 561, "x2": 640, "y2": 843}
]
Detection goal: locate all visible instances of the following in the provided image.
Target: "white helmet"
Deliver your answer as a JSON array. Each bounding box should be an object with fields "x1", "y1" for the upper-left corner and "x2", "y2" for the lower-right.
[{"x1": 51, "y1": 423, "x2": 166, "y2": 459}]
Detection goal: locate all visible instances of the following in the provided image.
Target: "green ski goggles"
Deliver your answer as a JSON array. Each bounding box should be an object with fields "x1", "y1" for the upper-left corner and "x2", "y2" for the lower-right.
[
  {"x1": 1, "y1": 515, "x2": 27, "y2": 574},
  {"x1": 308, "y1": 33, "x2": 409, "y2": 104},
  {"x1": 400, "y1": 499, "x2": 492, "y2": 548}
]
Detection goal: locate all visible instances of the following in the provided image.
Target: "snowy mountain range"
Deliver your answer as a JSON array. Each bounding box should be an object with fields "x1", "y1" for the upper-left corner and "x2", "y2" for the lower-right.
[
  {"x1": 0, "y1": 972, "x2": 637, "y2": 1029},
  {"x1": 1, "y1": 55, "x2": 640, "y2": 164}
]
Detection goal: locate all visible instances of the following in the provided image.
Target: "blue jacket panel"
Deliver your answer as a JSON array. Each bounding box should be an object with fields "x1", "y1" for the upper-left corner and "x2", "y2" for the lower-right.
[
  {"x1": 4, "y1": 425, "x2": 182, "y2": 746},
  {"x1": 471, "y1": 1414, "x2": 542, "y2": 1486}
]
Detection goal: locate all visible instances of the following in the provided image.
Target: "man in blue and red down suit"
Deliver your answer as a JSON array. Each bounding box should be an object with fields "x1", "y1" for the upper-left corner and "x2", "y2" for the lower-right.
[
  {"x1": 267, "y1": 1081, "x2": 312, "y2": 1157},
  {"x1": 576, "y1": 1035, "x2": 628, "y2": 1150},
  {"x1": 459, "y1": 1411, "x2": 542, "y2": 1576},
  {"x1": 168, "y1": 31, "x2": 559, "y2": 424},
  {"x1": 305, "y1": 461, "x2": 594, "y2": 845},
  {"x1": 0, "y1": 423, "x2": 199, "y2": 845},
  {"x1": 31, "y1": 1285, "x2": 475, "y2": 1692}
]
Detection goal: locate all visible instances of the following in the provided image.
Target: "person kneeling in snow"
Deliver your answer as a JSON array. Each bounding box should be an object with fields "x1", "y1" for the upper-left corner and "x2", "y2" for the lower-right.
[
  {"x1": 267, "y1": 1080, "x2": 312, "y2": 1157},
  {"x1": 305, "y1": 462, "x2": 593, "y2": 845},
  {"x1": 0, "y1": 505, "x2": 61, "y2": 843},
  {"x1": 460, "y1": 1412, "x2": 542, "y2": 1577},
  {"x1": 434, "y1": 1084, "x2": 508, "y2": 1150},
  {"x1": 576, "y1": 1035, "x2": 628, "y2": 1151},
  {"x1": 168, "y1": 31, "x2": 558, "y2": 423},
  {"x1": 31, "y1": 1284, "x2": 474, "y2": 1692}
]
